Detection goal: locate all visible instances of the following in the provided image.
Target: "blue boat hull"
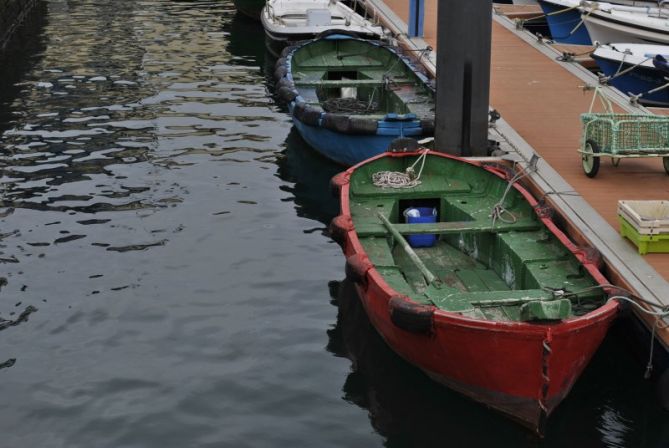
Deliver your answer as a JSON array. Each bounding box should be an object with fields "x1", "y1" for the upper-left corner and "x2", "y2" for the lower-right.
[
  {"x1": 538, "y1": 0, "x2": 591, "y2": 45},
  {"x1": 291, "y1": 116, "x2": 423, "y2": 166},
  {"x1": 593, "y1": 56, "x2": 669, "y2": 106}
]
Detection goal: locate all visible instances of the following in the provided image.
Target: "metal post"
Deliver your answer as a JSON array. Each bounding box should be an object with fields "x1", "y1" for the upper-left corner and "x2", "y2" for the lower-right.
[
  {"x1": 408, "y1": 0, "x2": 425, "y2": 38},
  {"x1": 434, "y1": 0, "x2": 492, "y2": 156}
]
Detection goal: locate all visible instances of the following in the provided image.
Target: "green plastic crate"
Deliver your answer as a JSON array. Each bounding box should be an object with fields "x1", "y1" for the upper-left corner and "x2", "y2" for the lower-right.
[{"x1": 618, "y1": 215, "x2": 669, "y2": 255}]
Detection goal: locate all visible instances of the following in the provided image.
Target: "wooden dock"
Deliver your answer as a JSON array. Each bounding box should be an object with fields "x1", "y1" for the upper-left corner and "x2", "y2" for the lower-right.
[{"x1": 366, "y1": 0, "x2": 669, "y2": 346}]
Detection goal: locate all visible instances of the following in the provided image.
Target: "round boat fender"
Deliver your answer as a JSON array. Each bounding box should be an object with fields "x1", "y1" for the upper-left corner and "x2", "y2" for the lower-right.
[
  {"x1": 293, "y1": 103, "x2": 322, "y2": 126},
  {"x1": 658, "y1": 368, "x2": 669, "y2": 410},
  {"x1": 322, "y1": 113, "x2": 351, "y2": 133},
  {"x1": 276, "y1": 77, "x2": 294, "y2": 92},
  {"x1": 274, "y1": 65, "x2": 288, "y2": 81},
  {"x1": 277, "y1": 86, "x2": 298, "y2": 103},
  {"x1": 420, "y1": 119, "x2": 435, "y2": 136},
  {"x1": 279, "y1": 45, "x2": 298, "y2": 59},
  {"x1": 345, "y1": 253, "x2": 372, "y2": 286},
  {"x1": 329, "y1": 214, "x2": 353, "y2": 247},
  {"x1": 348, "y1": 117, "x2": 378, "y2": 135},
  {"x1": 388, "y1": 295, "x2": 434, "y2": 335},
  {"x1": 329, "y1": 171, "x2": 350, "y2": 198},
  {"x1": 653, "y1": 54, "x2": 669, "y2": 75},
  {"x1": 275, "y1": 57, "x2": 287, "y2": 70}
]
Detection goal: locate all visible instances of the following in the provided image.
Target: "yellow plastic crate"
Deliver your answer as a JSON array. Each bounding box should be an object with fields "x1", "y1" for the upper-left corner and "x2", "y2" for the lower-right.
[{"x1": 618, "y1": 215, "x2": 669, "y2": 255}]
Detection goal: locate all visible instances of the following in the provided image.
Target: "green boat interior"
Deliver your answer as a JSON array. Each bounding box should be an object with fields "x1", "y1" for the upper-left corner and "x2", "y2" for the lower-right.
[
  {"x1": 349, "y1": 155, "x2": 608, "y2": 322},
  {"x1": 290, "y1": 38, "x2": 434, "y2": 119}
]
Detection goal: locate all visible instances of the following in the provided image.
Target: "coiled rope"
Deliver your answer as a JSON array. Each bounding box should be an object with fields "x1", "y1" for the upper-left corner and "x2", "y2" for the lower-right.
[{"x1": 372, "y1": 149, "x2": 429, "y2": 188}]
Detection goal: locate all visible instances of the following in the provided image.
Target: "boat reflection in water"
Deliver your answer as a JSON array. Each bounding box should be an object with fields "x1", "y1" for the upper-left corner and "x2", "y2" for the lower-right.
[
  {"x1": 327, "y1": 279, "x2": 668, "y2": 445},
  {"x1": 0, "y1": 0, "x2": 48, "y2": 129},
  {"x1": 275, "y1": 127, "x2": 341, "y2": 225}
]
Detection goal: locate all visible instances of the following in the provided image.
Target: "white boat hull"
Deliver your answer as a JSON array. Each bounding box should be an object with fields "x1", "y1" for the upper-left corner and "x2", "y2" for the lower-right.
[{"x1": 583, "y1": 10, "x2": 669, "y2": 45}]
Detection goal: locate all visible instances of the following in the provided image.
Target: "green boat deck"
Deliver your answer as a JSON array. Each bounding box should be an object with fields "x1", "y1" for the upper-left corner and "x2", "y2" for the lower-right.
[
  {"x1": 290, "y1": 38, "x2": 434, "y2": 119},
  {"x1": 350, "y1": 155, "x2": 607, "y2": 322}
]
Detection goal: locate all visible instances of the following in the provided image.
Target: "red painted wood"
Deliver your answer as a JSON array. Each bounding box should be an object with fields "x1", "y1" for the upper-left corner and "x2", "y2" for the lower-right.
[{"x1": 335, "y1": 151, "x2": 619, "y2": 432}]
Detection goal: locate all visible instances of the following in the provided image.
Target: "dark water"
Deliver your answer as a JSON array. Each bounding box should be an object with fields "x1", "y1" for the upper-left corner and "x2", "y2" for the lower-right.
[{"x1": 0, "y1": 1, "x2": 666, "y2": 447}]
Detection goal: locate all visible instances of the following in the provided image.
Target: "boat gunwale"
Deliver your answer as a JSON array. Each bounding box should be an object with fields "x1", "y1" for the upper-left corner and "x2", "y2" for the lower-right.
[{"x1": 339, "y1": 150, "x2": 620, "y2": 332}]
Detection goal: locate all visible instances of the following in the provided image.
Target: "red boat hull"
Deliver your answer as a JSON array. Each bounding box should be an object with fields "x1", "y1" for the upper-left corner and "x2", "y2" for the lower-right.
[{"x1": 332, "y1": 151, "x2": 619, "y2": 433}]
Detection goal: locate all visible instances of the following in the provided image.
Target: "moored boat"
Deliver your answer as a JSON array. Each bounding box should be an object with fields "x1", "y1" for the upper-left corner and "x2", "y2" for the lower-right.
[
  {"x1": 261, "y1": 0, "x2": 384, "y2": 57},
  {"x1": 329, "y1": 150, "x2": 620, "y2": 432},
  {"x1": 538, "y1": 0, "x2": 592, "y2": 44},
  {"x1": 274, "y1": 35, "x2": 435, "y2": 166},
  {"x1": 233, "y1": 0, "x2": 266, "y2": 21},
  {"x1": 582, "y1": 2, "x2": 669, "y2": 44},
  {"x1": 592, "y1": 43, "x2": 669, "y2": 106},
  {"x1": 537, "y1": 0, "x2": 660, "y2": 44}
]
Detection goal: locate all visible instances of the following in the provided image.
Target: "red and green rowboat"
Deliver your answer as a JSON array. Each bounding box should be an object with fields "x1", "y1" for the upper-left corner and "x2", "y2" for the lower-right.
[{"x1": 330, "y1": 150, "x2": 620, "y2": 433}]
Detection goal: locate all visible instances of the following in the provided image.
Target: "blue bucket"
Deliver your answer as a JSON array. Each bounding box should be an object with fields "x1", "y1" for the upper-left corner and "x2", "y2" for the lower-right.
[{"x1": 404, "y1": 207, "x2": 437, "y2": 248}]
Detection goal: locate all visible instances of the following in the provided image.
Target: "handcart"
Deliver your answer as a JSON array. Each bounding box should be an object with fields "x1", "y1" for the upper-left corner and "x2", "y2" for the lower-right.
[{"x1": 579, "y1": 88, "x2": 669, "y2": 178}]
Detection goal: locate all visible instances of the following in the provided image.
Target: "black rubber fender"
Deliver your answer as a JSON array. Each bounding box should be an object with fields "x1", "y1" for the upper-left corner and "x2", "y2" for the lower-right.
[
  {"x1": 348, "y1": 117, "x2": 378, "y2": 135},
  {"x1": 388, "y1": 295, "x2": 434, "y2": 335},
  {"x1": 420, "y1": 119, "x2": 435, "y2": 135},
  {"x1": 345, "y1": 253, "x2": 372, "y2": 286},
  {"x1": 293, "y1": 103, "x2": 322, "y2": 126},
  {"x1": 322, "y1": 113, "x2": 351, "y2": 133},
  {"x1": 658, "y1": 368, "x2": 669, "y2": 410},
  {"x1": 276, "y1": 77, "x2": 294, "y2": 92},
  {"x1": 277, "y1": 86, "x2": 298, "y2": 103},
  {"x1": 274, "y1": 65, "x2": 287, "y2": 81},
  {"x1": 279, "y1": 45, "x2": 298, "y2": 59}
]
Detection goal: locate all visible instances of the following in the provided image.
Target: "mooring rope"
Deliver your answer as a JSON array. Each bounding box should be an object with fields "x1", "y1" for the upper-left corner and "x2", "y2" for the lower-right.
[
  {"x1": 547, "y1": 282, "x2": 669, "y2": 379},
  {"x1": 490, "y1": 162, "x2": 538, "y2": 227},
  {"x1": 372, "y1": 148, "x2": 429, "y2": 188}
]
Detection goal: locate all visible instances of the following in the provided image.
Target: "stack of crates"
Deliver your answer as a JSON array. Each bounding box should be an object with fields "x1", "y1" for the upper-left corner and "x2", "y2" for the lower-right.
[{"x1": 618, "y1": 200, "x2": 669, "y2": 255}]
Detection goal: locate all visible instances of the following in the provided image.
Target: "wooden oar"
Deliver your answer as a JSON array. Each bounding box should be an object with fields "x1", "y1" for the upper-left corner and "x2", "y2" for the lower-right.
[{"x1": 377, "y1": 212, "x2": 437, "y2": 285}]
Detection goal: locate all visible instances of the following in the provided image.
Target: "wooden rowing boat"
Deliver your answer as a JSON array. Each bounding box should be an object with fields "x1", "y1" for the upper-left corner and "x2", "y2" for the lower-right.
[
  {"x1": 329, "y1": 150, "x2": 620, "y2": 433},
  {"x1": 274, "y1": 35, "x2": 435, "y2": 166}
]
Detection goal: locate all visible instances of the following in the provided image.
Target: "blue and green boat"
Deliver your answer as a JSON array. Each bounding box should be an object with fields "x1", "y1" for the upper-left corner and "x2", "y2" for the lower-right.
[{"x1": 274, "y1": 35, "x2": 435, "y2": 166}]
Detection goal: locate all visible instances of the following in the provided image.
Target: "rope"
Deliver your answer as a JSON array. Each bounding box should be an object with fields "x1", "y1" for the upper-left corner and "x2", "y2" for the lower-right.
[
  {"x1": 372, "y1": 149, "x2": 429, "y2": 188},
  {"x1": 490, "y1": 162, "x2": 538, "y2": 227},
  {"x1": 541, "y1": 283, "x2": 669, "y2": 379},
  {"x1": 601, "y1": 55, "x2": 653, "y2": 84},
  {"x1": 514, "y1": 3, "x2": 580, "y2": 28}
]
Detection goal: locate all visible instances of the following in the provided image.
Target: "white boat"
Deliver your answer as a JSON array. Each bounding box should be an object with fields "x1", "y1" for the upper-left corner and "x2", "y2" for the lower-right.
[
  {"x1": 582, "y1": 1, "x2": 669, "y2": 44},
  {"x1": 537, "y1": 0, "x2": 657, "y2": 44},
  {"x1": 261, "y1": 0, "x2": 385, "y2": 56}
]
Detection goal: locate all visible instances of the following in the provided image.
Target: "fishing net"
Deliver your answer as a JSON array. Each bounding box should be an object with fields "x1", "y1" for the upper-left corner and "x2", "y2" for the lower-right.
[{"x1": 322, "y1": 97, "x2": 379, "y2": 114}]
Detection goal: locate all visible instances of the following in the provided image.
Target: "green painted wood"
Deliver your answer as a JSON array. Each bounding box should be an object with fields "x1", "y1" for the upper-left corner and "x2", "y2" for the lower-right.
[
  {"x1": 349, "y1": 154, "x2": 608, "y2": 322},
  {"x1": 355, "y1": 219, "x2": 540, "y2": 237},
  {"x1": 378, "y1": 212, "x2": 437, "y2": 284},
  {"x1": 294, "y1": 78, "x2": 415, "y2": 87},
  {"x1": 290, "y1": 38, "x2": 435, "y2": 118}
]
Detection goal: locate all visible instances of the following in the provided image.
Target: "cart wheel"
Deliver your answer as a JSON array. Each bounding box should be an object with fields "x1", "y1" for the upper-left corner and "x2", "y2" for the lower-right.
[
  {"x1": 663, "y1": 157, "x2": 669, "y2": 175},
  {"x1": 611, "y1": 157, "x2": 621, "y2": 167},
  {"x1": 582, "y1": 139, "x2": 600, "y2": 178}
]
